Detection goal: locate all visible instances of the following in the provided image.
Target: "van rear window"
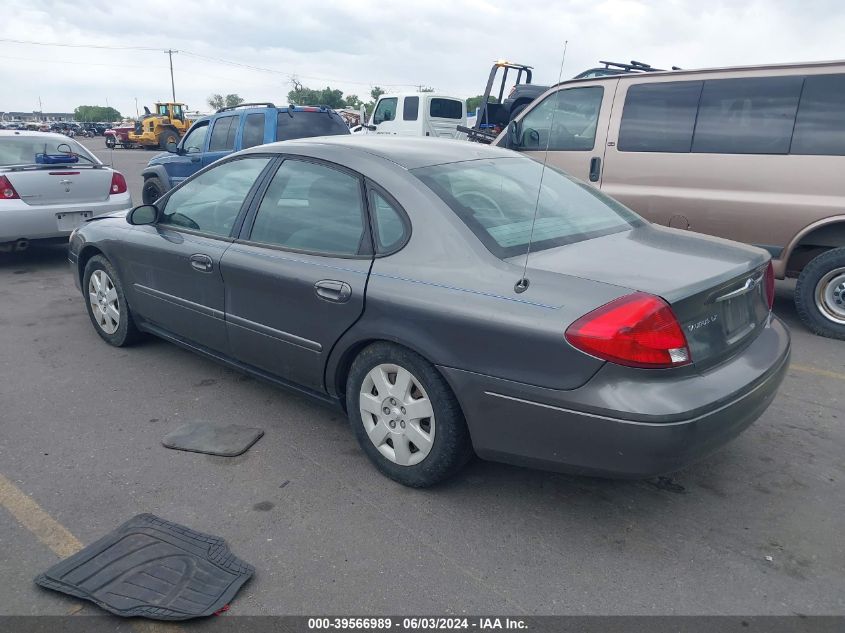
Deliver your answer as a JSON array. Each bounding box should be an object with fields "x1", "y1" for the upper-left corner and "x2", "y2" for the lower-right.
[
  {"x1": 791, "y1": 74, "x2": 845, "y2": 156},
  {"x1": 429, "y1": 98, "x2": 462, "y2": 120}
]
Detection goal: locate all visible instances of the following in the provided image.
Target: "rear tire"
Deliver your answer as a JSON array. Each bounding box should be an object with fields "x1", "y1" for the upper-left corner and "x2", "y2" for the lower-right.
[
  {"x1": 82, "y1": 255, "x2": 141, "y2": 347},
  {"x1": 795, "y1": 247, "x2": 845, "y2": 340},
  {"x1": 105, "y1": 137, "x2": 115, "y2": 149},
  {"x1": 141, "y1": 177, "x2": 166, "y2": 205},
  {"x1": 346, "y1": 342, "x2": 473, "y2": 487}
]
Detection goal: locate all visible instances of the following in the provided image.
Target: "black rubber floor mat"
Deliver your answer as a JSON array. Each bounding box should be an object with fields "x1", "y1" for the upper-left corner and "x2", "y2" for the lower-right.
[
  {"x1": 35, "y1": 514, "x2": 254, "y2": 620},
  {"x1": 162, "y1": 422, "x2": 264, "y2": 457}
]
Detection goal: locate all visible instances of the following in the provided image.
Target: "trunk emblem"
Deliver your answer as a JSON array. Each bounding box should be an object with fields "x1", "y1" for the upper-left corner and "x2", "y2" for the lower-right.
[
  {"x1": 60, "y1": 178, "x2": 72, "y2": 192},
  {"x1": 687, "y1": 314, "x2": 719, "y2": 332}
]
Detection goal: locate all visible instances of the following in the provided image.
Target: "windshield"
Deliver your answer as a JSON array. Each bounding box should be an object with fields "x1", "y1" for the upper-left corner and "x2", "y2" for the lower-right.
[
  {"x1": 413, "y1": 157, "x2": 643, "y2": 258},
  {"x1": 0, "y1": 135, "x2": 99, "y2": 167}
]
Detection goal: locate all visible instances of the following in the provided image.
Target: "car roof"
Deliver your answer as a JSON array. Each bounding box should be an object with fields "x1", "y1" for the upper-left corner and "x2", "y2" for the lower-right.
[{"x1": 254, "y1": 136, "x2": 517, "y2": 170}]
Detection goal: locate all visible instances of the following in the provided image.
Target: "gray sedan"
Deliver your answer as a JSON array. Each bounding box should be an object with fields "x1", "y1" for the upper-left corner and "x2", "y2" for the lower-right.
[{"x1": 69, "y1": 137, "x2": 790, "y2": 487}]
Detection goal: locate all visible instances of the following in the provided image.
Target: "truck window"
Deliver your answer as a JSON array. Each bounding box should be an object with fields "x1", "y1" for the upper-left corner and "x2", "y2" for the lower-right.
[
  {"x1": 274, "y1": 111, "x2": 349, "y2": 141},
  {"x1": 518, "y1": 86, "x2": 603, "y2": 151},
  {"x1": 242, "y1": 113, "x2": 265, "y2": 149},
  {"x1": 208, "y1": 116, "x2": 237, "y2": 152},
  {"x1": 791, "y1": 74, "x2": 845, "y2": 156},
  {"x1": 691, "y1": 76, "x2": 803, "y2": 154},
  {"x1": 429, "y1": 98, "x2": 462, "y2": 119},
  {"x1": 373, "y1": 98, "x2": 398, "y2": 124},
  {"x1": 181, "y1": 121, "x2": 209, "y2": 153},
  {"x1": 618, "y1": 81, "x2": 703, "y2": 152},
  {"x1": 403, "y1": 97, "x2": 419, "y2": 121}
]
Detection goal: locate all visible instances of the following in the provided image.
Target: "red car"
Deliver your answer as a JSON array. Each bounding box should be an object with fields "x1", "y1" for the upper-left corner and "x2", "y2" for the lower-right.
[{"x1": 104, "y1": 123, "x2": 136, "y2": 149}]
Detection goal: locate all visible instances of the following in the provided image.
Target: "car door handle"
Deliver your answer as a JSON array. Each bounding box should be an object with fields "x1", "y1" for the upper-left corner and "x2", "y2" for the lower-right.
[
  {"x1": 315, "y1": 280, "x2": 352, "y2": 303},
  {"x1": 190, "y1": 156, "x2": 200, "y2": 163},
  {"x1": 589, "y1": 156, "x2": 602, "y2": 182},
  {"x1": 189, "y1": 253, "x2": 213, "y2": 272}
]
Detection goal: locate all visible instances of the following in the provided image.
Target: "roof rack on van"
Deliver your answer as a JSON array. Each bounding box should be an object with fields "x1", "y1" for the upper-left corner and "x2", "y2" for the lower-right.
[
  {"x1": 597, "y1": 60, "x2": 665, "y2": 73},
  {"x1": 215, "y1": 102, "x2": 277, "y2": 113}
]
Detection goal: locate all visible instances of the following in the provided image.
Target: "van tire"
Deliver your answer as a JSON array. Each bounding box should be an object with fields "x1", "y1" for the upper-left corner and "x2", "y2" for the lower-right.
[
  {"x1": 141, "y1": 177, "x2": 166, "y2": 205},
  {"x1": 795, "y1": 247, "x2": 845, "y2": 340}
]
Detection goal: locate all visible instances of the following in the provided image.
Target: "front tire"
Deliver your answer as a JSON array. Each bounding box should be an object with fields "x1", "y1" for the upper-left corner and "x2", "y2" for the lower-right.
[
  {"x1": 141, "y1": 177, "x2": 166, "y2": 205},
  {"x1": 83, "y1": 255, "x2": 140, "y2": 347},
  {"x1": 346, "y1": 342, "x2": 473, "y2": 487},
  {"x1": 795, "y1": 247, "x2": 845, "y2": 339}
]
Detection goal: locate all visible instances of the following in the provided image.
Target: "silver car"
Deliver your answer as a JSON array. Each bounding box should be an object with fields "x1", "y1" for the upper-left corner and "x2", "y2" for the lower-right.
[{"x1": 0, "y1": 131, "x2": 131, "y2": 251}]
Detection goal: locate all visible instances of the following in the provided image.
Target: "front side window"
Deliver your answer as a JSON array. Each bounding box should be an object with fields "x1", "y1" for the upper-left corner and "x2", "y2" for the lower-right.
[
  {"x1": 414, "y1": 157, "x2": 642, "y2": 259},
  {"x1": 249, "y1": 159, "x2": 366, "y2": 256},
  {"x1": 791, "y1": 73, "x2": 845, "y2": 156},
  {"x1": 517, "y1": 86, "x2": 603, "y2": 151},
  {"x1": 157, "y1": 104, "x2": 168, "y2": 116},
  {"x1": 181, "y1": 122, "x2": 208, "y2": 154},
  {"x1": 403, "y1": 97, "x2": 420, "y2": 121},
  {"x1": 208, "y1": 115, "x2": 237, "y2": 152},
  {"x1": 159, "y1": 157, "x2": 271, "y2": 236},
  {"x1": 692, "y1": 76, "x2": 803, "y2": 154},
  {"x1": 618, "y1": 81, "x2": 703, "y2": 152},
  {"x1": 373, "y1": 98, "x2": 398, "y2": 124},
  {"x1": 171, "y1": 104, "x2": 184, "y2": 120},
  {"x1": 241, "y1": 113, "x2": 265, "y2": 149},
  {"x1": 429, "y1": 98, "x2": 462, "y2": 119}
]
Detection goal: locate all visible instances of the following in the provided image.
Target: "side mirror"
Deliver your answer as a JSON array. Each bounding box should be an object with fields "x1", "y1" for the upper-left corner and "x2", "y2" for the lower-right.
[
  {"x1": 127, "y1": 204, "x2": 160, "y2": 226},
  {"x1": 508, "y1": 120, "x2": 522, "y2": 149},
  {"x1": 166, "y1": 140, "x2": 179, "y2": 153}
]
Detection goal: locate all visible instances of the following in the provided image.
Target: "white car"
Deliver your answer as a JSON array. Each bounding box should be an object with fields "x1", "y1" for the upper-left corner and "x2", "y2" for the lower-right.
[{"x1": 0, "y1": 131, "x2": 131, "y2": 251}]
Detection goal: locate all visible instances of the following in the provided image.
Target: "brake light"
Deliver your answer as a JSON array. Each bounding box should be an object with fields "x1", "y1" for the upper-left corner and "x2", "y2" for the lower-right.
[
  {"x1": 765, "y1": 261, "x2": 775, "y2": 311},
  {"x1": 0, "y1": 175, "x2": 20, "y2": 199},
  {"x1": 565, "y1": 292, "x2": 691, "y2": 369},
  {"x1": 110, "y1": 171, "x2": 127, "y2": 195}
]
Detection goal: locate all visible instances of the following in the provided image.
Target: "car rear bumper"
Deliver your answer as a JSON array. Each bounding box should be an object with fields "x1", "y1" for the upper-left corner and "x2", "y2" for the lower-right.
[
  {"x1": 0, "y1": 194, "x2": 131, "y2": 243},
  {"x1": 439, "y1": 316, "x2": 790, "y2": 478}
]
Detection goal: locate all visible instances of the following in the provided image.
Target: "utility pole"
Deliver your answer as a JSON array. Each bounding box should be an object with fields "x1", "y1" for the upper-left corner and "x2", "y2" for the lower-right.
[{"x1": 165, "y1": 49, "x2": 178, "y2": 102}]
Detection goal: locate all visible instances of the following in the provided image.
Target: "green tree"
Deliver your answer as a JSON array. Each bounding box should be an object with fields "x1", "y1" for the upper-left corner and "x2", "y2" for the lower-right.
[
  {"x1": 207, "y1": 93, "x2": 244, "y2": 111},
  {"x1": 73, "y1": 105, "x2": 121, "y2": 122},
  {"x1": 344, "y1": 94, "x2": 363, "y2": 110},
  {"x1": 370, "y1": 86, "x2": 385, "y2": 101},
  {"x1": 287, "y1": 83, "x2": 346, "y2": 109},
  {"x1": 465, "y1": 94, "x2": 497, "y2": 113}
]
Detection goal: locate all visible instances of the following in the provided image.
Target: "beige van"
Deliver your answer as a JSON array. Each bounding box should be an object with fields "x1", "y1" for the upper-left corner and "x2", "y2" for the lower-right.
[{"x1": 497, "y1": 59, "x2": 845, "y2": 339}]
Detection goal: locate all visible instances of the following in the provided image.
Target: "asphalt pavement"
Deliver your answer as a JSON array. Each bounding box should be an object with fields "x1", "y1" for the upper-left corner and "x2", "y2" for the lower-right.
[{"x1": 0, "y1": 137, "x2": 842, "y2": 617}]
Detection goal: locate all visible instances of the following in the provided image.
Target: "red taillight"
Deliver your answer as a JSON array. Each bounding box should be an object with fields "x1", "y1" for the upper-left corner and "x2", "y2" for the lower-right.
[
  {"x1": 110, "y1": 171, "x2": 127, "y2": 195},
  {"x1": 764, "y1": 261, "x2": 775, "y2": 311},
  {"x1": 565, "y1": 292, "x2": 691, "y2": 369},
  {"x1": 0, "y1": 175, "x2": 20, "y2": 199}
]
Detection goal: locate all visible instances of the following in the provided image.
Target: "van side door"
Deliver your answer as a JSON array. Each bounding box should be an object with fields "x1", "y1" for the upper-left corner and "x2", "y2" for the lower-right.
[{"x1": 505, "y1": 80, "x2": 616, "y2": 185}]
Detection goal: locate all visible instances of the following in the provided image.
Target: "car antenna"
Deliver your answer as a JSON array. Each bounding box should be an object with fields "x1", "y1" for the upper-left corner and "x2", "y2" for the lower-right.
[{"x1": 515, "y1": 41, "x2": 568, "y2": 294}]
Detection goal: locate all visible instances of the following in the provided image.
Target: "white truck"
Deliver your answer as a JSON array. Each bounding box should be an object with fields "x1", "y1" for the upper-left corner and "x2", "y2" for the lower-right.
[{"x1": 359, "y1": 93, "x2": 467, "y2": 139}]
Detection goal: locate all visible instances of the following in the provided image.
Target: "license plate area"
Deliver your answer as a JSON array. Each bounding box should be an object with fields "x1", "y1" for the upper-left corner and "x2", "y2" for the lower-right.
[
  {"x1": 721, "y1": 294, "x2": 757, "y2": 344},
  {"x1": 56, "y1": 211, "x2": 92, "y2": 231}
]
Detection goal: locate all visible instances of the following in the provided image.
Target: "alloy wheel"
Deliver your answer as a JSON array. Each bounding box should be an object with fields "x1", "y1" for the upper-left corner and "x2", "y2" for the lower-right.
[
  {"x1": 359, "y1": 363, "x2": 435, "y2": 466},
  {"x1": 88, "y1": 269, "x2": 120, "y2": 334}
]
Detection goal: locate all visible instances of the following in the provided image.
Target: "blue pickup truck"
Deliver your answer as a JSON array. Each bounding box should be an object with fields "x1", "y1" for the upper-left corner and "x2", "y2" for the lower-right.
[{"x1": 141, "y1": 103, "x2": 350, "y2": 204}]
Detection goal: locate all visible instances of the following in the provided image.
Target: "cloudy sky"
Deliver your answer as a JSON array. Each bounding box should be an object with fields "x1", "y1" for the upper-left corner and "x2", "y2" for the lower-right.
[{"x1": 2, "y1": 0, "x2": 844, "y2": 117}]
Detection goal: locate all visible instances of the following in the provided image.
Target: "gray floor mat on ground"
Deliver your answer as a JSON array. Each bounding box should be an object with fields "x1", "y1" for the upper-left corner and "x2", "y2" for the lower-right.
[
  {"x1": 35, "y1": 514, "x2": 254, "y2": 620},
  {"x1": 162, "y1": 422, "x2": 264, "y2": 457}
]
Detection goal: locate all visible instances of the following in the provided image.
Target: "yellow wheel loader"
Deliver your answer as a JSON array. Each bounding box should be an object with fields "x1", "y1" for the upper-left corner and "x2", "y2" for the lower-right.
[{"x1": 127, "y1": 103, "x2": 194, "y2": 150}]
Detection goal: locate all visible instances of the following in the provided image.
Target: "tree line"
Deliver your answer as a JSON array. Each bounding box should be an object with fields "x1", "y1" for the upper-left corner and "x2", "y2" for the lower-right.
[{"x1": 73, "y1": 105, "x2": 122, "y2": 122}]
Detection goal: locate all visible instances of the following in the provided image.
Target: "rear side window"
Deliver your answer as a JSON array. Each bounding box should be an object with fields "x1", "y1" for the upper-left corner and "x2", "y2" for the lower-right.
[
  {"x1": 618, "y1": 81, "x2": 703, "y2": 152},
  {"x1": 241, "y1": 113, "x2": 265, "y2": 149},
  {"x1": 275, "y1": 111, "x2": 350, "y2": 141},
  {"x1": 403, "y1": 97, "x2": 419, "y2": 121},
  {"x1": 369, "y1": 189, "x2": 407, "y2": 252},
  {"x1": 791, "y1": 74, "x2": 845, "y2": 156},
  {"x1": 691, "y1": 76, "x2": 803, "y2": 154},
  {"x1": 208, "y1": 116, "x2": 237, "y2": 152},
  {"x1": 249, "y1": 160, "x2": 365, "y2": 256},
  {"x1": 429, "y1": 98, "x2": 462, "y2": 119}
]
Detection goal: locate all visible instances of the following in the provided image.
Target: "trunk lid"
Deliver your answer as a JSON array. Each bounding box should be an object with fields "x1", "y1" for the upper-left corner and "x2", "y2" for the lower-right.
[
  {"x1": 5, "y1": 166, "x2": 113, "y2": 205},
  {"x1": 517, "y1": 224, "x2": 771, "y2": 367}
]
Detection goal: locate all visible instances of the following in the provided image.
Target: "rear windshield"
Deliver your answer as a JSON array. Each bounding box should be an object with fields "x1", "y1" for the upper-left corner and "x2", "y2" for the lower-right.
[
  {"x1": 413, "y1": 157, "x2": 643, "y2": 258},
  {"x1": 0, "y1": 135, "x2": 98, "y2": 166},
  {"x1": 276, "y1": 111, "x2": 350, "y2": 141}
]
